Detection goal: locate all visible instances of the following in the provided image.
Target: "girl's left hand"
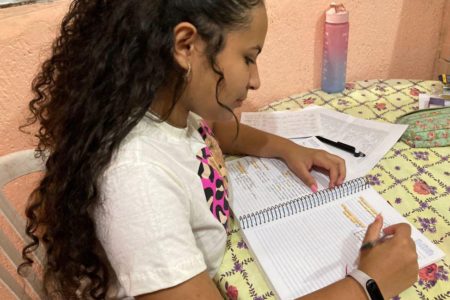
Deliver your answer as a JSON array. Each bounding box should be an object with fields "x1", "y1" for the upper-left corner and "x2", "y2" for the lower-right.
[{"x1": 281, "y1": 142, "x2": 346, "y2": 191}]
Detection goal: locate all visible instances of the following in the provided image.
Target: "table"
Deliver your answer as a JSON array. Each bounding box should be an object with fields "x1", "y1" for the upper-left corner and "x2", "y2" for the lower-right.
[{"x1": 215, "y1": 80, "x2": 450, "y2": 300}]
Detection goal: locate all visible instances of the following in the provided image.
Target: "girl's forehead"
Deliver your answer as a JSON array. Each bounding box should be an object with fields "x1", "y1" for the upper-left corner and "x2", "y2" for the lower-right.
[{"x1": 227, "y1": 5, "x2": 268, "y2": 48}]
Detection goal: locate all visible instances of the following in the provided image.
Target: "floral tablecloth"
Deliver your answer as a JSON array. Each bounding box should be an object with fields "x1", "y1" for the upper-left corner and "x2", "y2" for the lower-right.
[{"x1": 215, "y1": 80, "x2": 450, "y2": 300}]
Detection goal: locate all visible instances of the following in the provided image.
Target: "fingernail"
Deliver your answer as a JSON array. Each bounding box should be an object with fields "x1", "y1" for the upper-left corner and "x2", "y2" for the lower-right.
[
  {"x1": 375, "y1": 213, "x2": 382, "y2": 221},
  {"x1": 310, "y1": 184, "x2": 318, "y2": 193}
]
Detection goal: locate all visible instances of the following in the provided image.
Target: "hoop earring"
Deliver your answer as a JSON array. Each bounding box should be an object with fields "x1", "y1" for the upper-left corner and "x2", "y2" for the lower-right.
[{"x1": 185, "y1": 63, "x2": 191, "y2": 80}]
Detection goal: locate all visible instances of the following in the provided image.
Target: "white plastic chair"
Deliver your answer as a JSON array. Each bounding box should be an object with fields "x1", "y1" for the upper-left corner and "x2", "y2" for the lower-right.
[{"x1": 0, "y1": 149, "x2": 46, "y2": 299}]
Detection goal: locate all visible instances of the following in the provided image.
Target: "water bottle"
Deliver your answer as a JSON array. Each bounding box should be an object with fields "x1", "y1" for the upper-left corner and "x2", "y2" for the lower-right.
[{"x1": 321, "y1": 3, "x2": 349, "y2": 93}]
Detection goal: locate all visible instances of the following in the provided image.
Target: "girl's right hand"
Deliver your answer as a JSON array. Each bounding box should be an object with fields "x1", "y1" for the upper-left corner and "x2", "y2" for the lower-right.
[{"x1": 357, "y1": 215, "x2": 419, "y2": 298}]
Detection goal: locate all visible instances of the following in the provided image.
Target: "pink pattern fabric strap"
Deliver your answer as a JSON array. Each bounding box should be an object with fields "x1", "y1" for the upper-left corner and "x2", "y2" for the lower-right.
[{"x1": 195, "y1": 120, "x2": 230, "y2": 230}]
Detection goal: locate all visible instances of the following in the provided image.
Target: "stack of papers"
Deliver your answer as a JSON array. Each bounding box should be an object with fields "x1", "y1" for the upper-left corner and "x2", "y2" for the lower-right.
[{"x1": 240, "y1": 106, "x2": 408, "y2": 180}]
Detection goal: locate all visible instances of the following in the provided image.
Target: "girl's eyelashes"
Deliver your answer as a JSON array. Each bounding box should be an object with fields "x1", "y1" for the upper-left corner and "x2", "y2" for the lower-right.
[{"x1": 245, "y1": 56, "x2": 256, "y2": 65}]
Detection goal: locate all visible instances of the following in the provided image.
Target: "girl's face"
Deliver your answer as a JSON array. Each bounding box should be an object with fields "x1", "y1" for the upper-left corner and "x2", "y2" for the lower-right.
[{"x1": 187, "y1": 4, "x2": 268, "y2": 121}]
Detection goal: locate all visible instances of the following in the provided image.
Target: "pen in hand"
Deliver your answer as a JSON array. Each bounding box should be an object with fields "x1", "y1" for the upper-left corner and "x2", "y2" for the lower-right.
[
  {"x1": 360, "y1": 213, "x2": 392, "y2": 251},
  {"x1": 316, "y1": 136, "x2": 366, "y2": 157},
  {"x1": 360, "y1": 233, "x2": 392, "y2": 251}
]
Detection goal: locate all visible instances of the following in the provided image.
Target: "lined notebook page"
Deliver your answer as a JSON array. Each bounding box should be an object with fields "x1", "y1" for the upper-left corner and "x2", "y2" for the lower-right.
[
  {"x1": 227, "y1": 156, "x2": 329, "y2": 217},
  {"x1": 227, "y1": 137, "x2": 334, "y2": 217},
  {"x1": 242, "y1": 188, "x2": 445, "y2": 300}
]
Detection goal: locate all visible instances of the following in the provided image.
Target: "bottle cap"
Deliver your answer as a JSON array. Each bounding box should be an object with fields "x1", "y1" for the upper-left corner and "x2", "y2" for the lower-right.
[{"x1": 326, "y1": 2, "x2": 349, "y2": 24}]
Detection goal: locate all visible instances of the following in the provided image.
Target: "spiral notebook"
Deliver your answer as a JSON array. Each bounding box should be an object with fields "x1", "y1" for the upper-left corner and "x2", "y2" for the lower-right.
[{"x1": 227, "y1": 156, "x2": 445, "y2": 300}]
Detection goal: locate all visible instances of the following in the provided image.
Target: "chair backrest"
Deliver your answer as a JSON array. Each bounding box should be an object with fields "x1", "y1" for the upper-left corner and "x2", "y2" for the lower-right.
[{"x1": 0, "y1": 149, "x2": 46, "y2": 299}]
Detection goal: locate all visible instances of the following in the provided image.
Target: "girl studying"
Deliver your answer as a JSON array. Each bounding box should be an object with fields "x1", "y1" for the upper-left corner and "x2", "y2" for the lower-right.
[{"x1": 19, "y1": 0, "x2": 418, "y2": 299}]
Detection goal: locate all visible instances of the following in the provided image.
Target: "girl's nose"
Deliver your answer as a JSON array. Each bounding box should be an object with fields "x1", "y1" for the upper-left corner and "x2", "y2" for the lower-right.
[{"x1": 248, "y1": 65, "x2": 261, "y2": 90}]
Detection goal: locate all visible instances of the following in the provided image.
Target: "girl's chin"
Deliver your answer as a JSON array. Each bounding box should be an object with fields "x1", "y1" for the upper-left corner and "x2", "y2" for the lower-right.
[
  {"x1": 193, "y1": 107, "x2": 238, "y2": 122},
  {"x1": 218, "y1": 112, "x2": 236, "y2": 122},
  {"x1": 209, "y1": 111, "x2": 237, "y2": 122}
]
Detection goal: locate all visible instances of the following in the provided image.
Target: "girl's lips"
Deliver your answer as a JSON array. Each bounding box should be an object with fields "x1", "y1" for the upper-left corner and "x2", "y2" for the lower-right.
[
  {"x1": 234, "y1": 95, "x2": 247, "y2": 107},
  {"x1": 234, "y1": 99, "x2": 245, "y2": 108}
]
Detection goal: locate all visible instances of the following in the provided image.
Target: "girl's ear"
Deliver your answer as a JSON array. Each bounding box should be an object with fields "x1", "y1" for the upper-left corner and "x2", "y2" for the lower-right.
[{"x1": 172, "y1": 22, "x2": 198, "y2": 71}]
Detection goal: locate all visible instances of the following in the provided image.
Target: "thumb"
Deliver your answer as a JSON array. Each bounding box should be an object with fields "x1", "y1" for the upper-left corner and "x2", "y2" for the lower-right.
[
  {"x1": 292, "y1": 164, "x2": 317, "y2": 192},
  {"x1": 362, "y1": 214, "x2": 383, "y2": 244}
]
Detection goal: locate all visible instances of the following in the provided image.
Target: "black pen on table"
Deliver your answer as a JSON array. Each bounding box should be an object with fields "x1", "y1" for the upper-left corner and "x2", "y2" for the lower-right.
[{"x1": 315, "y1": 136, "x2": 366, "y2": 157}]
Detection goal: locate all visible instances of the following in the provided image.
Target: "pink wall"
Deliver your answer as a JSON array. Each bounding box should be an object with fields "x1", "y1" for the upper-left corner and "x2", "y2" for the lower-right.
[
  {"x1": 0, "y1": 0, "x2": 448, "y2": 298},
  {"x1": 247, "y1": 0, "x2": 447, "y2": 111}
]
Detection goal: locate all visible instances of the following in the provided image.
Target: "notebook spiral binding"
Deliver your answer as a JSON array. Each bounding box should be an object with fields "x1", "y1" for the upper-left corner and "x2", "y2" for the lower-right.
[{"x1": 239, "y1": 177, "x2": 369, "y2": 230}]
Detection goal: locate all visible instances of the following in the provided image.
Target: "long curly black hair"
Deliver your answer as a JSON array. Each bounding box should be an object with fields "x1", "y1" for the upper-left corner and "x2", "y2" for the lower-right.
[{"x1": 18, "y1": 0, "x2": 263, "y2": 298}]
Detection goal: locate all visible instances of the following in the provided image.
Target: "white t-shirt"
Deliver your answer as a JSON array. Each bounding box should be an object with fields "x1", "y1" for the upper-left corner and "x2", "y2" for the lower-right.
[{"x1": 94, "y1": 112, "x2": 230, "y2": 297}]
